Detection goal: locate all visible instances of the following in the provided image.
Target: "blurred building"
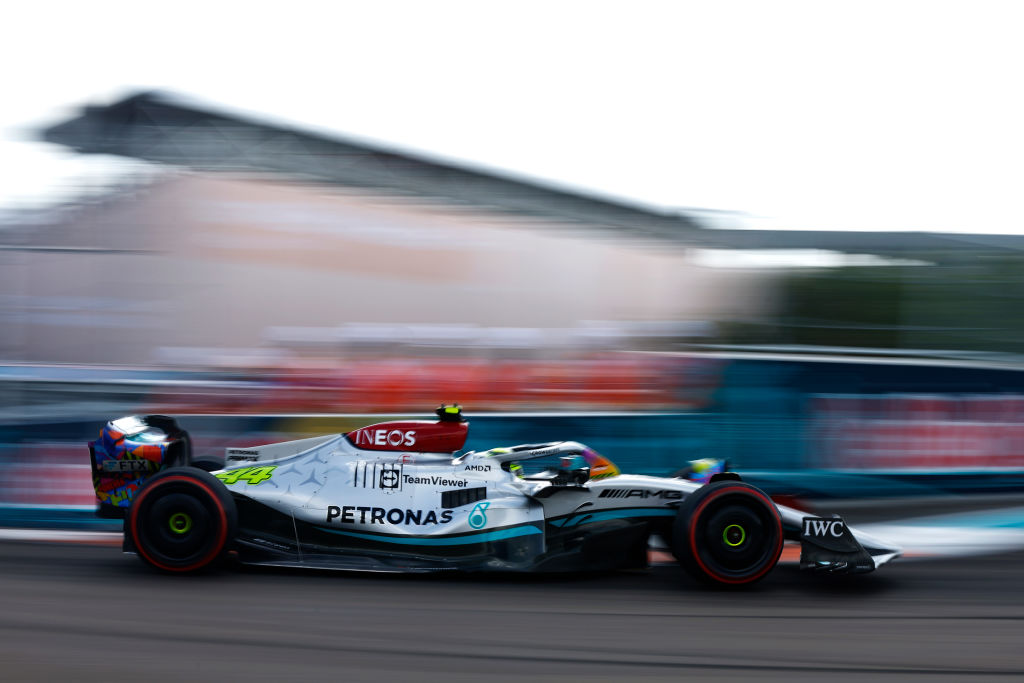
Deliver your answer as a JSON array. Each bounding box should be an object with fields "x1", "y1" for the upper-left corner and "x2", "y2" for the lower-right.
[
  {"x1": 10, "y1": 91, "x2": 1024, "y2": 366},
  {"x1": 1, "y1": 92, "x2": 770, "y2": 365}
]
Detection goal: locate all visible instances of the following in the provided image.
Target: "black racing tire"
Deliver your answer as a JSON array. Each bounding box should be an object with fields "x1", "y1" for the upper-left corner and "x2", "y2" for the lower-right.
[
  {"x1": 671, "y1": 481, "x2": 783, "y2": 586},
  {"x1": 126, "y1": 467, "x2": 237, "y2": 573}
]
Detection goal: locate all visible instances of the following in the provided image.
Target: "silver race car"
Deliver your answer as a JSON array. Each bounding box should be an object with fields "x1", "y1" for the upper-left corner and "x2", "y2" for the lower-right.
[{"x1": 88, "y1": 406, "x2": 900, "y2": 586}]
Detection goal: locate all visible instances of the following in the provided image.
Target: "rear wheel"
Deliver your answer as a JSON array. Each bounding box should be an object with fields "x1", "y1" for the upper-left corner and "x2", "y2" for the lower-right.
[
  {"x1": 671, "y1": 481, "x2": 783, "y2": 586},
  {"x1": 126, "y1": 467, "x2": 237, "y2": 573}
]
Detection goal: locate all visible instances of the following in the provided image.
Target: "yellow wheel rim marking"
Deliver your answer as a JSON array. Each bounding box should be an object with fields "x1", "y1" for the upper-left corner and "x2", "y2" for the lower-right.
[
  {"x1": 723, "y1": 524, "x2": 746, "y2": 547},
  {"x1": 168, "y1": 512, "x2": 192, "y2": 535}
]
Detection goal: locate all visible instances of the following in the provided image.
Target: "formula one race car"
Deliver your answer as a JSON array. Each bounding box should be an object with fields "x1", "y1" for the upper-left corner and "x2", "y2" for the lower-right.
[{"x1": 87, "y1": 406, "x2": 901, "y2": 586}]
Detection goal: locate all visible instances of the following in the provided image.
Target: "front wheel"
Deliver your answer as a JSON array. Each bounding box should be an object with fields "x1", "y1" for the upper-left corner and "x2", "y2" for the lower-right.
[
  {"x1": 126, "y1": 467, "x2": 237, "y2": 573},
  {"x1": 671, "y1": 481, "x2": 783, "y2": 586}
]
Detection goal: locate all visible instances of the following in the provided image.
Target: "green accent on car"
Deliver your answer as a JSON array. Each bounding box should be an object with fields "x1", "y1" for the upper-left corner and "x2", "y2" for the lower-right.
[
  {"x1": 723, "y1": 524, "x2": 746, "y2": 547},
  {"x1": 215, "y1": 465, "x2": 277, "y2": 485},
  {"x1": 168, "y1": 512, "x2": 192, "y2": 535}
]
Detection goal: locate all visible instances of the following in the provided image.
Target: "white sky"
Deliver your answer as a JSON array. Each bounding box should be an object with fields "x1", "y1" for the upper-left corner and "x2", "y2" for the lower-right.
[{"x1": 2, "y1": 0, "x2": 1023, "y2": 233}]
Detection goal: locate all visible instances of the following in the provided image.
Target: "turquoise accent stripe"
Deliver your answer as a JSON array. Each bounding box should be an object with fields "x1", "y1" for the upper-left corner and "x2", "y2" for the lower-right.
[
  {"x1": 551, "y1": 508, "x2": 676, "y2": 528},
  {"x1": 317, "y1": 524, "x2": 542, "y2": 546}
]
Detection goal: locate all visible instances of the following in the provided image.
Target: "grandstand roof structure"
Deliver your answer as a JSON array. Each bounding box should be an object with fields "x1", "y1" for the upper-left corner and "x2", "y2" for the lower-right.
[
  {"x1": 40, "y1": 91, "x2": 706, "y2": 242},
  {"x1": 41, "y1": 91, "x2": 1024, "y2": 260}
]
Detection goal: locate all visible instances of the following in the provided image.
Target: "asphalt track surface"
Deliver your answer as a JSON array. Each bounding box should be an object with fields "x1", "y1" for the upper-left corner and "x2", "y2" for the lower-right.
[{"x1": 3, "y1": 541, "x2": 1024, "y2": 682}]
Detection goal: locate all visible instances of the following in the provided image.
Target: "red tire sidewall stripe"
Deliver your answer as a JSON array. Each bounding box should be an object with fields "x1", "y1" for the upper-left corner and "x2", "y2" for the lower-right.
[
  {"x1": 129, "y1": 475, "x2": 228, "y2": 572},
  {"x1": 687, "y1": 486, "x2": 783, "y2": 585}
]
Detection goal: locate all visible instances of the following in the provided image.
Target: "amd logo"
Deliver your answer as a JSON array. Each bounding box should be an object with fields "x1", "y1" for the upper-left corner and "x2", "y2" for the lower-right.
[
  {"x1": 355, "y1": 429, "x2": 417, "y2": 447},
  {"x1": 804, "y1": 519, "x2": 845, "y2": 537}
]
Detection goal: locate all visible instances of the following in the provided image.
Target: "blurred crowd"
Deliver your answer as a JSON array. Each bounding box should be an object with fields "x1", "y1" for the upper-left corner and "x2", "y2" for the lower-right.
[
  {"x1": 0, "y1": 353, "x2": 725, "y2": 418},
  {"x1": 145, "y1": 354, "x2": 724, "y2": 414}
]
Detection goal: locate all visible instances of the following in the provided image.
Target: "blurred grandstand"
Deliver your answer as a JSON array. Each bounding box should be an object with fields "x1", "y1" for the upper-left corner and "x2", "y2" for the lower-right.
[
  {"x1": 2, "y1": 91, "x2": 760, "y2": 414},
  {"x1": 3, "y1": 91, "x2": 1024, "y2": 416}
]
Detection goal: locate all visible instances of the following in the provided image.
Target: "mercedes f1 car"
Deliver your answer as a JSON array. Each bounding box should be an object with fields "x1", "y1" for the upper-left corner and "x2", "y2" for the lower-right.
[{"x1": 88, "y1": 406, "x2": 901, "y2": 586}]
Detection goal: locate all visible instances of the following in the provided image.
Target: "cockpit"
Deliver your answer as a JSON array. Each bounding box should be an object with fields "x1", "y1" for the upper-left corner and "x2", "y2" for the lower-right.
[{"x1": 458, "y1": 441, "x2": 621, "y2": 486}]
